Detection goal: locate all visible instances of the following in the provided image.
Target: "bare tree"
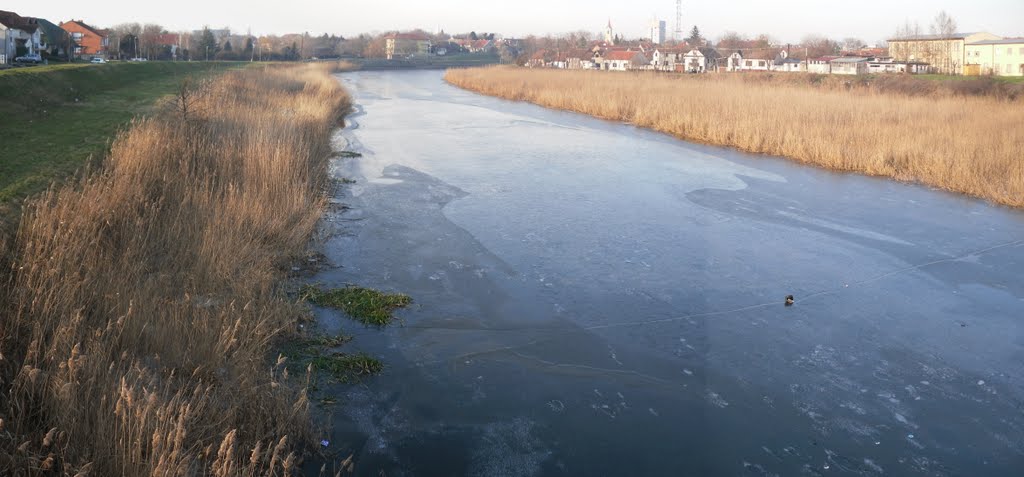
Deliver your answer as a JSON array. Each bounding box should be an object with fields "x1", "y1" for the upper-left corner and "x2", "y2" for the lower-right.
[
  {"x1": 841, "y1": 37, "x2": 865, "y2": 52},
  {"x1": 930, "y1": 11, "x2": 957, "y2": 37},
  {"x1": 141, "y1": 23, "x2": 164, "y2": 59},
  {"x1": 930, "y1": 11, "x2": 958, "y2": 73},
  {"x1": 716, "y1": 31, "x2": 745, "y2": 52},
  {"x1": 893, "y1": 20, "x2": 921, "y2": 40},
  {"x1": 801, "y1": 34, "x2": 839, "y2": 58}
]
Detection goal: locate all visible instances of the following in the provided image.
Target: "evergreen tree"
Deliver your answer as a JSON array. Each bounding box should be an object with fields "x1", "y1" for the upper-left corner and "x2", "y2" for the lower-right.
[
  {"x1": 687, "y1": 26, "x2": 703, "y2": 47},
  {"x1": 224, "y1": 40, "x2": 233, "y2": 52},
  {"x1": 195, "y1": 27, "x2": 219, "y2": 60}
]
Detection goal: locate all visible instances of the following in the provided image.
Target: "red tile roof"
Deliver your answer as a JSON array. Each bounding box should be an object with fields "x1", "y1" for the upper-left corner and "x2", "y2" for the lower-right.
[{"x1": 604, "y1": 50, "x2": 643, "y2": 61}]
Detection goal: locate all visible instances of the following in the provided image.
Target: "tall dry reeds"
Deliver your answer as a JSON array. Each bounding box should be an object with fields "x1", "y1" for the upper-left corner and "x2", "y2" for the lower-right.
[
  {"x1": 1, "y1": 63, "x2": 351, "y2": 475},
  {"x1": 445, "y1": 67, "x2": 1024, "y2": 208}
]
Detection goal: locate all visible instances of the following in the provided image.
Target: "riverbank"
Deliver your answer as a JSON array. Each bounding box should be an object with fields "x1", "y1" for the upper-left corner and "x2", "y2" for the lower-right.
[
  {"x1": 1, "y1": 63, "x2": 351, "y2": 474},
  {"x1": 445, "y1": 67, "x2": 1024, "y2": 208},
  {"x1": 0, "y1": 62, "x2": 249, "y2": 203}
]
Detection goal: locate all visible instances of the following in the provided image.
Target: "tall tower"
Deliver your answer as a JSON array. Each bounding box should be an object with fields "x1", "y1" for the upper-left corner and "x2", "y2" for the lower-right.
[
  {"x1": 675, "y1": 0, "x2": 683, "y2": 42},
  {"x1": 650, "y1": 20, "x2": 666, "y2": 44},
  {"x1": 604, "y1": 19, "x2": 614, "y2": 44}
]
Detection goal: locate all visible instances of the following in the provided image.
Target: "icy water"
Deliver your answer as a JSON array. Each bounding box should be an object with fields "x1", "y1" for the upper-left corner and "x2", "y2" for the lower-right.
[{"x1": 309, "y1": 70, "x2": 1024, "y2": 476}]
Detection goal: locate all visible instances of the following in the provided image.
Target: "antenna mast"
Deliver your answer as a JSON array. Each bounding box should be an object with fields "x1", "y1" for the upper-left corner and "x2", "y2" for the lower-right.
[{"x1": 675, "y1": 0, "x2": 683, "y2": 42}]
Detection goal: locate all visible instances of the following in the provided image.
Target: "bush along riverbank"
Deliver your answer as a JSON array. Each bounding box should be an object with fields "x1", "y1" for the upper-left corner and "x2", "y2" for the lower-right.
[
  {"x1": 0, "y1": 63, "x2": 352, "y2": 474},
  {"x1": 445, "y1": 67, "x2": 1024, "y2": 208}
]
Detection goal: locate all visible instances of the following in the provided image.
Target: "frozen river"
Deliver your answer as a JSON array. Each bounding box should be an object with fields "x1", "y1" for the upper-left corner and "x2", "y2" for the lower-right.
[{"x1": 310, "y1": 70, "x2": 1024, "y2": 476}]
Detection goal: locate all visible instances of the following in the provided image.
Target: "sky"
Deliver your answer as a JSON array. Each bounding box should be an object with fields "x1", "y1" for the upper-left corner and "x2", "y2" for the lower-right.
[{"x1": 18, "y1": 1, "x2": 1024, "y2": 44}]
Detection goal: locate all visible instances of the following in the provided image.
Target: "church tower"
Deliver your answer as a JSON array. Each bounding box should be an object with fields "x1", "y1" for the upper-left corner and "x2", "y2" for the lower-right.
[{"x1": 604, "y1": 19, "x2": 614, "y2": 44}]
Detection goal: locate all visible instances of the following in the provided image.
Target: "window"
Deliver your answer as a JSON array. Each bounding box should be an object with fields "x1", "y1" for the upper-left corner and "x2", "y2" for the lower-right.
[
  {"x1": 1007, "y1": 64, "x2": 1013, "y2": 74},
  {"x1": 72, "y1": 32, "x2": 82, "y2": 39},
  {"x1": 1019, "y1": 47, "x2": 1024, "y2": 55},
  {"x1": 1009, "y1": 48, "x2": 1014, "y2": 56}
]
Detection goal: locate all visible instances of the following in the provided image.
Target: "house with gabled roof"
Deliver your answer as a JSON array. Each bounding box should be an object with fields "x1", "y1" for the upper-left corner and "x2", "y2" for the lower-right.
[
  {"x1": 596, "y1": 50, "x2": 648, "y2": 71},
  {"x1": 651, "y1": 47, "x2": 687, "y2": 71},
  {"x1": 1, "y1": 10, "x2": 42, "y2": 63},
  {"x1": 770, "y1": 50, "x2": 805, "y2": 72},
  {"x1": 60, "y1": 19, "x2": 109, "y2": 58},
  {"x1": 681, "y1": 49, "x2": 706, "y2": 72}
]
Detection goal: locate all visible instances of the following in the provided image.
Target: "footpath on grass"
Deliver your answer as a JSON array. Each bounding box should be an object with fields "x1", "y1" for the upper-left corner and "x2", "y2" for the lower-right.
[{"x1": 0, "y1": 61, "x2": 246, "y2": 232}]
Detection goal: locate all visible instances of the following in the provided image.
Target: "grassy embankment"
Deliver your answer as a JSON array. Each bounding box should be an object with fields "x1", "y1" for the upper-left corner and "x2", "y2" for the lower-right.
[
  {"x1": 445, "y1": 67, "x2": 1024, "y2": 208},
  {"x1": 0, "y1": 62, "x2": 247, "y2": 232},
  {"x1": 1, "y1": 63, "x2": 352, "y2": 474}
]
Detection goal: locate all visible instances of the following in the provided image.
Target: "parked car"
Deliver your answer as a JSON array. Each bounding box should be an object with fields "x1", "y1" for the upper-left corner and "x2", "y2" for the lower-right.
[
  {"x1": 14, "y1": 53, "x2": 42, "y2": 64},
  {"x1": 90, "y1": 57, "x2": 107, "y2": 64},
  {"x1": 129, "y1": 57, "x2": 147, "y2": 62}
]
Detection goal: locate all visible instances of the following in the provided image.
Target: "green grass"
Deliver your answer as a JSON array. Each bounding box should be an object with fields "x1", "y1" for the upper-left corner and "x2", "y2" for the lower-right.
[
  {"x1": 0, "y1": 62, "x2": 248, "y2": 230},
  {"x1": 279, "y1": 333, "x2": 382, "y2": 386},
  {"x1": 300, "y1": 284, "x2": 412, "y2": 326},
  {"x1": 310, "y1": 353, "x2": 384, "y2": 380}
]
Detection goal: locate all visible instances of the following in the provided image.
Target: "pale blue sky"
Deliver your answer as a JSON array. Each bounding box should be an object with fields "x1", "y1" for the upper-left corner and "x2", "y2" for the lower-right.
[{"x1": 20, "y1": 1, "x2": 1024, "y2": 44}]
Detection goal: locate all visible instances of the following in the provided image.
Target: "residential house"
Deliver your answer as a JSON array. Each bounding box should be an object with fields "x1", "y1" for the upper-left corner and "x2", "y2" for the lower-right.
[
  {"x1": 964, "y1": 38, "x2": 1024, "y2": 77},
  {"x1": 807, "y1": 56, "x2": 838, "y2": 74},
  {"x1": 36, "y1": 18, "x2": 72, "y2": 58},
  {"x1": 723, "y1": 52, "x2": 743, "y2": 71},
  {"x1": 650, "y1": 47, "x2": 686, "y2": 71},
  {"x1": 888, "y1": 32, "x2": 1000, "y2": 75},
  {"x1": 738, "y1": 52, "x2": 772, "y2": 71},
  {"x1": 467, "y1": 39, "x2": 493, "y2": 53},
  {"x1": 60, "y1": 20, "x2": 109, "y2": 58},
  {"x1": 596, "y1": 50, "x2": 648, "y2": 71},
  {"x1": 526, "y1": 49, "x2": 550, "y2": 68},
  {"x1": 830, "y1": 56, "x2": 870, "y2": 75},
  {"x1": 771, "y1": 50, "x2": 805, "y2": 72},
  {"x1": 0, "y1": 10, "x2": 42, "y2": 63},
  {"x1": 560, "y1": 49, "x2": 596, "y2": 69},
  {"x1": 681, "y1": 49, "x2": 706, "y2": 72},
  {"x1": 384, "y1": 32, "x2": 430, "y2": 60}
]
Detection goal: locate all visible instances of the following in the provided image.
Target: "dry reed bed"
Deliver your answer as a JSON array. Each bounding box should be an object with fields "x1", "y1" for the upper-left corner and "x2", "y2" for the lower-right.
[
  {"x1": 1, "y1": 63, "x2": 351, "y2": 475},
  {"x1": 445, "y1": 67, "x2": 1024, "y2": 208}
]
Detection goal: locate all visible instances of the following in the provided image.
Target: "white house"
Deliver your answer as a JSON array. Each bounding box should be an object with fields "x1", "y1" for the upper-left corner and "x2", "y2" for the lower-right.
[
  {"x1": 830, "y1": 56, "x2": 870, "y2": 75},
  {"x1": 651, "y1": 48, "x2": 686, "y2": 71},
  {"x1": 807, "y1": 56, "x2": 837, "y2": 74},
  {"x1": 0, "y1": 10, "x2": 43, "y2": 63},
  {"x1": 681, "y1": 49, "x2": 706, "y2": 72},
  {"x1": 597, "y1": 50, "x2": 648, "y2": 71},
  {"x1": 724, "y1": 52, "x2": 743, "y2": 71},
  {"x1": 770, "y1": 50, "x2": 805, "y2": 72},
  {"x1": 738, "y1": 55, "x2": 771, "y2": 71}
]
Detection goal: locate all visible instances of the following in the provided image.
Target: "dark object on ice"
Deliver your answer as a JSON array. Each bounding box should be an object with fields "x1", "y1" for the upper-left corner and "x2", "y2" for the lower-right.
[{"x1": 785, "y1": 295, "x2": 795, "y2": 306}]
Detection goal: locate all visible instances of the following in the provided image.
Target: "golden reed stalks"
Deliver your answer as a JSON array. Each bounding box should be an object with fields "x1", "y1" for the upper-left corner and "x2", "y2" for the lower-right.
[
  {"x1": 446, "y1": 67, "x2": 1024, "y2": 208},
  {"x1": 1, "y1": 63, "x2": 351, "y2": 475}
]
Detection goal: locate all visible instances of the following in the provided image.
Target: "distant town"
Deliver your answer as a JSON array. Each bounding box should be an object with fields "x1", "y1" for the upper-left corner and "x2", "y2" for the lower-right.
[{"x1": 2, "y1": 8, "x2": 1021, "y2": 77}]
